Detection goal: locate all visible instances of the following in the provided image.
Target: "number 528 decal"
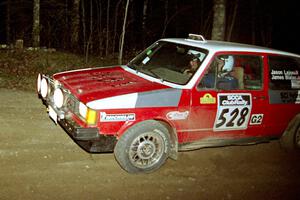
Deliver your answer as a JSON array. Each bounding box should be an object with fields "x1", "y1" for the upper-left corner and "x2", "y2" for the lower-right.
[{"x1": 214, "y1": 93, "x2": 252, "y2": 131}]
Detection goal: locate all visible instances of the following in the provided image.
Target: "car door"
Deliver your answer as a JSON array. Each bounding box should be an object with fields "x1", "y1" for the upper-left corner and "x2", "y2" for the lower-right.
[
  {"x1": 186, "y1": 52, "x2": 268, "y2": 143},
  {"x1": 265, "y1": 55, "x2": 300, "y2": 135}
]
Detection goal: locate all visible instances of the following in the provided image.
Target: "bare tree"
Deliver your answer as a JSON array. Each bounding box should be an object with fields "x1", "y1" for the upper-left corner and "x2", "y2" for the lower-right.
[
  {"x1": 105, "y1": 0, "x2": 110, "y2": 56},
  {"x1": 71, "y1": 0, "x2": 80, "y2": 50},
  {"x1": 63, "y1": 0, "x2": 69, "y2": 49},
  {"x1": 85, "y1": 0, "x2": 94, "y2": 63},
  {"x1": 112, "y1": 0, "x2": 123, "y2": 54},
  {"x1": 32, "y1": 0, "x2": 40, "y2": 47},
  {"x1": 142, "y1": 0, "x2": 149, "y2": 48},
  {"x1": 6, "y1": 0, "x2": 11, "y2": 44},
  {"x1": 211, "y1": 0, "x2": 226, "y2": 41},
  {"x1": 161, "y1": 6, "x2": 190, "y2": 38},
  {"x1": 161, "y1": 0, "x2": 169, "y2": 38},
  {"x1": 251, "y1": 0, "x2": 256, "y2": 44},
  {"x1": 226, "y1": 0, "x2": 238, "y2": 41},
  {"x1": 81, "y1": 0, "x2": 87, "y2": 61},
  {"x1": 96, "y1": 0, "x2": 103, "y2": 56},
  {"x1": 118, "y1": 0, "x2": 130, "y2": 64}
]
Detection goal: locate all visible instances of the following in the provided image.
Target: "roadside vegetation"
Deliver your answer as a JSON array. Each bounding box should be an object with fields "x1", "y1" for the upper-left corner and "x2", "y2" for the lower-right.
[{"x1": 0, "y1": 49, "x2": 119, "y2": 91}]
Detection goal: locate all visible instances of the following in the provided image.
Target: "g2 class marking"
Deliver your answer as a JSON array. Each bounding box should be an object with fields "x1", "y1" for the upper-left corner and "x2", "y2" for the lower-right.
[{"x1": 250, "y1": 114, "x2": 264, "y2": 125}]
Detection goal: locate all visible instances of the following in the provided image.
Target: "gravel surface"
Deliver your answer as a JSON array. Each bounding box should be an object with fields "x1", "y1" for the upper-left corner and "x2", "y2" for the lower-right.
[{"x1": 1, "y1": 89, "x2": 300, "y2": 200}]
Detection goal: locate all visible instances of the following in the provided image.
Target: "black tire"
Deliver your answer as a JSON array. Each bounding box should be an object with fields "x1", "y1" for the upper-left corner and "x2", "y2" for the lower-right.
[
  {"x1": 280, "y1": 120, "x2": 300, "y2": 151},
  {"x1": 114, "y1": 120, "x2": 170, "y2": 173}
]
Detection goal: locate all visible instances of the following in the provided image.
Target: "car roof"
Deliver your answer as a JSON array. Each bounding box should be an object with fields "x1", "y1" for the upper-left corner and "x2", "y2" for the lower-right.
[{"x1": 161, "y1": 38, "x2": 300, "y2": 58}]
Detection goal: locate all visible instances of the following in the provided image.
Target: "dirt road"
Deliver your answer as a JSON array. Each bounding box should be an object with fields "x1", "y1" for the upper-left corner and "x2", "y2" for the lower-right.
[{"x1": 0, "y1": 88, "x2": 300, "y2": 200}]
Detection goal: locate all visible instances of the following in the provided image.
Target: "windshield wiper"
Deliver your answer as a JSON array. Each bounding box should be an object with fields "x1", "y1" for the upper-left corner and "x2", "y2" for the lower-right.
[
  {"x1": 128, "y1": 63, "x2": 164, "y2": 82},
  {"x1": 144, "y1": 68, "x2": 164, "y2": 82},
  {"x1": 127, "y1": 62, "x2": 139, "y2": 70}
]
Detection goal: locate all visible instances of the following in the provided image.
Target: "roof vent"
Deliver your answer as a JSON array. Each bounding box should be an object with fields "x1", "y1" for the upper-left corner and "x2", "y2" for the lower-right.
[{"x1": 187, "y1": 34, "x2": 206, "y2": 42}]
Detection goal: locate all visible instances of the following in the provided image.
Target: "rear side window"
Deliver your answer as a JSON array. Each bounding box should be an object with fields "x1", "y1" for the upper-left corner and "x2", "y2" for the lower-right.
[{"x1": 269, "y1": 56, "x2": 300, "y2": 90}]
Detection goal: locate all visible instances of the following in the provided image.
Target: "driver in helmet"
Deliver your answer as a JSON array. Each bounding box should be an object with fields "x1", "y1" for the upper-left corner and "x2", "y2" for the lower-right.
[
  {"x1": 216, "y1": 55, "x2": 238, "y2": 89},
  {"x1": 201, "y1": 55, "x2": 238, "y2": 89},
  {"x1": 183, "y1": 54, "x2": 201, "y2": 76}
]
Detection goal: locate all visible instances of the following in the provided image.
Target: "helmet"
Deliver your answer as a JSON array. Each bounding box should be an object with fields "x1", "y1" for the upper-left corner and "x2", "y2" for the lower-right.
[
  {"x1": 187, "y1": 50, "x2": 205, "y2": 61},
  {"x1": 221, "y1": 55, "x2": 234, "y2": 72}
]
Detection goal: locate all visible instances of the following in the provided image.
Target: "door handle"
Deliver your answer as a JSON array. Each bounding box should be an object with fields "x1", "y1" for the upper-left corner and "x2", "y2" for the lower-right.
[{"x1": 253, "y1": 96, "x2": 266, "y2": 100}]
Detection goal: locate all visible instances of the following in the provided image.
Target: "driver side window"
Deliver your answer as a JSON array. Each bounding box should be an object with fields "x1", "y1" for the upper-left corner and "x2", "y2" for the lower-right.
[{"x1": 198, "y1": 54, "x2": 262, "y2": 90}]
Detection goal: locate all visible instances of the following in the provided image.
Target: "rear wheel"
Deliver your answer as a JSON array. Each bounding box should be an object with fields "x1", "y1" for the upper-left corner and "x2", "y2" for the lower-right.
[
  {"x1": 114, "y1": 120, "x2": 170, "y2": 173},
  {"x1": 280, "y1": 117, "x2": 300, "y2": 151},
  {"x1": 295, "y1": 126, "x2": 300, "y2": 148}
]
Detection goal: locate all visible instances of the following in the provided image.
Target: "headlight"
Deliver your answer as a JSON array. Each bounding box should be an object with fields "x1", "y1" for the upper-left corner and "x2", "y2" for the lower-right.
[
  {"x1": 53, "y1": 88, "x2": 64, "y2": 108},
  {"x1": 79, "y1": 102, "x2": 97, "y2": 125},
  {"x1": 40, "y1": 78, "x2": 49, "y2": 98},
  {"x1": 79, "y1": 102, "x2": 88, "y2": 118},
  {"x1": 37, "y1": 73, "x2": 41, "y2": 93}
]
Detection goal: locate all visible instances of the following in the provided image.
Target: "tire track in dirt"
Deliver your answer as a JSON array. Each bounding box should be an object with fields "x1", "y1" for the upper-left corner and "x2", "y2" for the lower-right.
[{"x1": 1, "y1": 89, "x2": 300, "y2": 200}]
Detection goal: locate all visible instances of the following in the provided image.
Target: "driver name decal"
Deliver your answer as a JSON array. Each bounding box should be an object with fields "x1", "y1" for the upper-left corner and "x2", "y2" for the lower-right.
[{"x1": 214, "y1": 93, "x2": 252, "y2": 131}]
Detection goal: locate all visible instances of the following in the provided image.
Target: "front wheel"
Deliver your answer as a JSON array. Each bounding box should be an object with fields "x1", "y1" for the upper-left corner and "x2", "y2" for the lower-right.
[{"x1": 114, "y1": 120, "x2": 170, "y2": 173}]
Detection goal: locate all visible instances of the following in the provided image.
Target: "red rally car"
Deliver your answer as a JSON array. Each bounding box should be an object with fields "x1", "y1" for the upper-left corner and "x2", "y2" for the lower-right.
[{"x1": 37, "y1": 34, "x2": 300, "y2": 173}]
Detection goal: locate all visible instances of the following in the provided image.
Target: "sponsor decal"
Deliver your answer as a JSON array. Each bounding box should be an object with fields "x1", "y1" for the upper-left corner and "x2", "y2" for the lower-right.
[
  {"x1": 166, "y1": 111, "x2": 189, "y2": 120},
  {"x1": 200, "y1": 93, "x2": 216, "y2": 104},
  {"x1": 214, "y1": 93, "x2": 252, "y2": 131},
  {"x1": 219, "y1": 94, "x2": 250, "y2": 106},
  {"x1": 100, "y1": 112, "x2": 135, "y2": 122},
  {"x1": 269, "y1": 90, "x2": 300, "y2": 104},
  {"x1": 291, "y1": 80, "x2": 300, "y2": 89},
  {"x1": 250, "y1": 114, "x2": 264, "y2": 125}
]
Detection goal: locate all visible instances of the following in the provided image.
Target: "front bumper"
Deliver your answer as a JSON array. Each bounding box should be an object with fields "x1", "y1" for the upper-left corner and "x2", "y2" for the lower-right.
[
  {"x1": 59, "y1": 118, "x2": 117, "y2": 153},
  {"x1": 38, "y1": 74, "x2": 117, "y2": 153}
]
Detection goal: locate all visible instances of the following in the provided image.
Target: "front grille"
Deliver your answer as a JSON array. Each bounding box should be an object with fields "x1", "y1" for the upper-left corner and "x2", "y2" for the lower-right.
[
  {"x1": 65, "y1": 93, "x2": 80, "y2": 115},
  {"x1": 42, "y1": 75, "x2": 81, "y2": 119}
]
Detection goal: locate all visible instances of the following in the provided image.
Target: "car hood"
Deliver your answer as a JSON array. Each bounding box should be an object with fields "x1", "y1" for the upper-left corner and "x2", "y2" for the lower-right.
[{"x1": 53, "y1": 66, "x2": 181, "y2": 108}]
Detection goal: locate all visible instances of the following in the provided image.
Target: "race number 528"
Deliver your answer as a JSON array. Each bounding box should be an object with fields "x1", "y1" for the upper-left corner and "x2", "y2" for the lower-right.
[{"x1": 214, "y1": 94, "x2": 252, "y2": 131}]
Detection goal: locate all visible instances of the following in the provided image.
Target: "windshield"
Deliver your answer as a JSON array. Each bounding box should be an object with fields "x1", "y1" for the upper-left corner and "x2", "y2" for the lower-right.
[{"x1": 127, "y1": 41, "x2": 208, "y2": 85}]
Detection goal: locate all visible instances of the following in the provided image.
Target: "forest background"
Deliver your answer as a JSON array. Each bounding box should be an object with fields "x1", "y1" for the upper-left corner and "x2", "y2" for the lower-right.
[
  {"x1": 1, "y1": 0, "x2": 300, "y2": 57},
  {"x1": 0, "y1": 0, "x2": 299, "y2": 90}
]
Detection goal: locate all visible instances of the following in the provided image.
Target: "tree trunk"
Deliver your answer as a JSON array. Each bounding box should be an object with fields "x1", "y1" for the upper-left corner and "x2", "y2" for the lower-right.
[
  {"x1": 96, "y1": 0, "x2": 103, "y2": 56},
  {"x1": 105, "y1": 0, "x2": 110, "y2": 56},
  {"x1": 71, "y1": 0, "x2": 80, "y2": 50},
  {"x1": 63, "y1": 0, "x2": 69, "y2": 49},
  {"x1": 32, "y1": 0, "x2": 40, "y2": 47},
  {"x1": 89, "y1": 0, "x2": 93, "y2": 54},
  {"x1": 142, "y1": 0, "x2": 149, "y2": 48},
  {"x1": 226, "y1": 0, "x2": 238, "y2": 41},
  {"x1": 118, "y1": 0, "x2": 130, "y2": 64},
  {"x1": 81, "y1": 0, "x2": 87, "y2": 62},
  {"x1": 161, "y1": 0, "x2": 169, "y2": 38},
  {"x1": 112, "y1": 0, "x2": 123, "y2": 54},
  {"x1": 6, "y1": 0, "x2": 11, "y2": 44},
  {"x1": 211, "y1": 0, "x2": 226, "y2": 41},
  {"x1": 85, "y1": 0, "x2": 93, "y2": 63},
  {"x1": 251, "y1": 0, "x2": 258, "y2": 44}
]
